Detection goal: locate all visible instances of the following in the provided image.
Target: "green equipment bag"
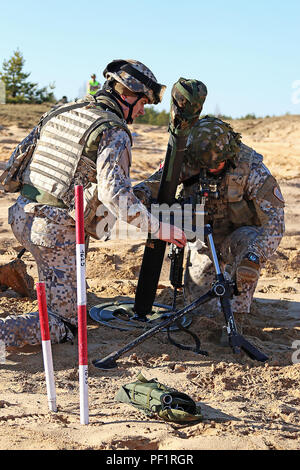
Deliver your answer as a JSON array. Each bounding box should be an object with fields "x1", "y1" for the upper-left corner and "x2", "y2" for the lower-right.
[{"x1": 115, "y1": 372, "x2": 202, "y2": 423}]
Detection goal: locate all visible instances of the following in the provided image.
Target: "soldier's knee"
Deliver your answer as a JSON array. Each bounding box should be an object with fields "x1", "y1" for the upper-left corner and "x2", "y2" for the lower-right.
[{"x1": 221, "y1": 226, "x2": 260, "y2": 260}]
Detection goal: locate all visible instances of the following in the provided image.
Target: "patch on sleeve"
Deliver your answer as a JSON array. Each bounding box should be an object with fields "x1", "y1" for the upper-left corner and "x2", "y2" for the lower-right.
[
  {"x1": 256, "y1": 175, "x2": 285, "y2": 207},
  {"x1": 273, "y1": 186, "x2": 285, "y2": 204}
]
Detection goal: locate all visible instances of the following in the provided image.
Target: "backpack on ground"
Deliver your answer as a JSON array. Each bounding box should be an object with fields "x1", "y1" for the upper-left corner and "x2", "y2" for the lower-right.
[{"x1": 115, "y1": 372, "x2": 202, "y2": 423}]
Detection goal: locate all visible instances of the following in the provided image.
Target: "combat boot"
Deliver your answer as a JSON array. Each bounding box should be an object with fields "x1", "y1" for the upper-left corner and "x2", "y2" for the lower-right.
[{"x1": 0, "y1": 258, "x2": 34, "y2": 297}]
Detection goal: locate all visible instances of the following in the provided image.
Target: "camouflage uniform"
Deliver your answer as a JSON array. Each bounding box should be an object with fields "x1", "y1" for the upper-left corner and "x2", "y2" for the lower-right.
[
  {"x1": 3, "y1": 90, "x2": 162, "y2": 348},
  {"x1": 134, "y1": 117, "x2": 285, "y2": 315},
  {"x1": 95, "y1": 127, "x2": 159, "y2": 238},
  {"x1": 2, "y1": 197, "x2": 76, "y2": 347}
]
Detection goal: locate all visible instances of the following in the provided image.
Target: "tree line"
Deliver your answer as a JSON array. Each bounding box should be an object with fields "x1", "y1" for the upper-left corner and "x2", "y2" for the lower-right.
[
  {"x1": 135, "y1": 108, "x2": 263, "y2": 126},
  {"x1": 0, "y1": 50, "x2": 55, "y2": 103},
  {"x1": 0, "y1": 50, "x2": 263, "y2": 123}
]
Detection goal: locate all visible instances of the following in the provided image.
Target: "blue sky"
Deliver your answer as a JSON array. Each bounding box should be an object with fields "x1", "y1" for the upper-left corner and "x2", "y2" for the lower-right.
[{"x1": 0, "y1": 0, "x2": 299, "y2": 118}]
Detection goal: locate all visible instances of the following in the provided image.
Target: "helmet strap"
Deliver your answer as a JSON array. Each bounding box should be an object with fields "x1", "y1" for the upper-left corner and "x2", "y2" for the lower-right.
[
  {"x1": 99, "y1": 79, "x2": 144, "y2": 124},
  {"x1": 117, "y1": 92, "x2": 144, "y2": 124}
]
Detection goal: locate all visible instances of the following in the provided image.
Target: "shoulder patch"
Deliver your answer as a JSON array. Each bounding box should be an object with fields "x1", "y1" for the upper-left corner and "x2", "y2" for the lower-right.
[
  {"x1": 256, "y1": 175, "x2": 285, "y2": 208},
  {"x1": 273, "y1": 186, "x2": 285, "y2": 203}
]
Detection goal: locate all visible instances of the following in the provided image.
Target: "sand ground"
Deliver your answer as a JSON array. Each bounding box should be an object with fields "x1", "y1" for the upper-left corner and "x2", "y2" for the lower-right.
[{"x1": 0, "y1": 111, "x2": 299, "y2": 450}]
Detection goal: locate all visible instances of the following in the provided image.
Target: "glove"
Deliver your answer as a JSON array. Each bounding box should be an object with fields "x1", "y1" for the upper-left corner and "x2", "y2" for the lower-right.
[{"x1": 236, "y1": 253, "x2": 260, "y2": 292}]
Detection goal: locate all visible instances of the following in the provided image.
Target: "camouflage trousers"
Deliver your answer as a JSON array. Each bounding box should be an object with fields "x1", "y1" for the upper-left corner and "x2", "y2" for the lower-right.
[
  {"x1": 0, "y1": 197, "x2": 78, "y2": 348},
  {"x1": 184, "y1": 226, "x2": 262, "y2": 315}
]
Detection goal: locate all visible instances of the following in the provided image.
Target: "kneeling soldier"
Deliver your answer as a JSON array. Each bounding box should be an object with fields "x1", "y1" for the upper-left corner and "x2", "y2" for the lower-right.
[
  {"x1": 135, "y1": 115, "x2": 285, "y2": 316},
  {"x1": 0, "y1": 59, "x2": 186, "y2": 349}
]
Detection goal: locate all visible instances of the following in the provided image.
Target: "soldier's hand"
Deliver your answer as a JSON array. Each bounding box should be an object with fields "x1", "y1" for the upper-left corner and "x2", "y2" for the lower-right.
[{"x1": 155, "y1": 222, "x2": 187, "y2": 248}]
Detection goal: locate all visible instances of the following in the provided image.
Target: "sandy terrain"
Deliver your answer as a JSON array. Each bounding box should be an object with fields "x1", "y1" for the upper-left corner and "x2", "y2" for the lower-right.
[{"x1": 0, "y1": 109, "x2": 299, "y2": 450}]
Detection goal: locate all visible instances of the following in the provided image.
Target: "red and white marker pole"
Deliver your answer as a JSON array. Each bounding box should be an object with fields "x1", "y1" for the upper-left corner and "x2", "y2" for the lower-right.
[
  {"x1": 36, "y1": 281, "x2": 57, "y2": 412},
  {"x1": 75, "y1": 185, "x2": 89, "y2": 425}
]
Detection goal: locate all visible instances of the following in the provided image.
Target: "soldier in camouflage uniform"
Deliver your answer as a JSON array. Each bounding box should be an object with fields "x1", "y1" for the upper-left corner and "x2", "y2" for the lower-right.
[
  {"x1": 1, "y1": 59, "x2": 186, "y2": 349},
  {"x1": 135, "y1": 115, "x2": 285, "y2": 316}
]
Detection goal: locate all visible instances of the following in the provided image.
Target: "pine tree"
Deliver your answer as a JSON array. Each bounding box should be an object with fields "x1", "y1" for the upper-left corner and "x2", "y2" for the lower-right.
[{"x1": 0, "y1": 49, "x2": 55, "y2": 103}]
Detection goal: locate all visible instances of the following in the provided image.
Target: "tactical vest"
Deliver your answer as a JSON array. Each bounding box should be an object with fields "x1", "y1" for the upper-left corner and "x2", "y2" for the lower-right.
[
  {"x1": 22, "y1": 98, "x2": 131, "y2": 213},
  {"x1": 226, "y1": 143, "x2": 261, "y2": 225},
  {"x1": 181, "y1": 143, "x2": 263, "y2": 239}
]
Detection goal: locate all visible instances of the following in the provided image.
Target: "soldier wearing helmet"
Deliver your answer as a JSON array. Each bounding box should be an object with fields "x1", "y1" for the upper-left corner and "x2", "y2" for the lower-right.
[
  {"x1": 182, "y1": 115, "x2": 285, "y2": 318},
  {"x1": 2, "y1": 59, "x2": 186, "y2": 349},
  {"x1": 134, "y1": 87, "x2": 285, "y2": 319},
  {"x1": 102, "y1": 59, "x2": 166, "y2": 122}
]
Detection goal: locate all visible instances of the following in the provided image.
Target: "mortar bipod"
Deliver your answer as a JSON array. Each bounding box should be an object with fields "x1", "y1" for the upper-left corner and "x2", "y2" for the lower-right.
[{"x1": 92, "y1": 224, "x2": 268, "y2": 369}]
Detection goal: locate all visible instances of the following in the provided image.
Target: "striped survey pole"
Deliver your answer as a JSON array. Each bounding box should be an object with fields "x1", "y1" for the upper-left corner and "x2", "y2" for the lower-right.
[
  {"x1": 75, "y1": 185, "x2": 89, "y2": 425},
  {"x1": 36, "y1": 281, "x2": 57, "y2": 412}
]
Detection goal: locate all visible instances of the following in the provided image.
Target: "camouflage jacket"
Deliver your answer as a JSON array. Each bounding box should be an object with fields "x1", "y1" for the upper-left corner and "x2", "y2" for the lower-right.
[
  {"x1": 15, "y1": 96, "x2": 160, "y2": 240},
  {"x1": 92, "y1": 126, "x2": 160, "y2": 239},
  {"x1": 133, "y1": 141, "x2": 285, "y2": 262}
]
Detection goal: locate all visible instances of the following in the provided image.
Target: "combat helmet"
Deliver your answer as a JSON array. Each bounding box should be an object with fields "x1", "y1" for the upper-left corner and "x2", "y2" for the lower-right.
[
  {"x1": 103, "y1": 59, "x2": 166, "y2": 104},
  {"x1": 185, "y1": 116, "x2": 242, "y2": 169},
  {"x1": 103, "y1": 59, "x2": 166, "y2": 123},
  {"x1": 170, "y1": 78, "x2": 207, "y2": 134}
]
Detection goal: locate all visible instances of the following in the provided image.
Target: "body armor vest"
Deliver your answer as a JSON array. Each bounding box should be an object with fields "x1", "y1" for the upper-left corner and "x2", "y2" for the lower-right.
[
  {"x1": 226, "y1": 143, "x2": 262, "y2": 226},
  {"x1": 200, "y1": 143, "x2": 262, "y2": 227},
  {"x1": 22, "y1": 97, "x2": 131, "y2": 208},
  {"x1": 227, "y1": 143, "x2": 257, "y2": 201},
  {"x1": 202, "y1": 143, "x2": 262, "y2": 244},
  {"x1": 181, "y1": 143, "x2": 263, "y2": 243}
]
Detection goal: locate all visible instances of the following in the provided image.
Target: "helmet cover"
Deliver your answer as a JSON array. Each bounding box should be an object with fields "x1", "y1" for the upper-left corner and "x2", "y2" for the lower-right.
[
  {"x1": 170, "y1": 78, "x2": 207, "y2": 132},
  {"x1": 185, "y1": 116, "x2": 242, "y2": 169},
  {"x1": 103, "y1": 59, "x2": 166, "y2": 104}
]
